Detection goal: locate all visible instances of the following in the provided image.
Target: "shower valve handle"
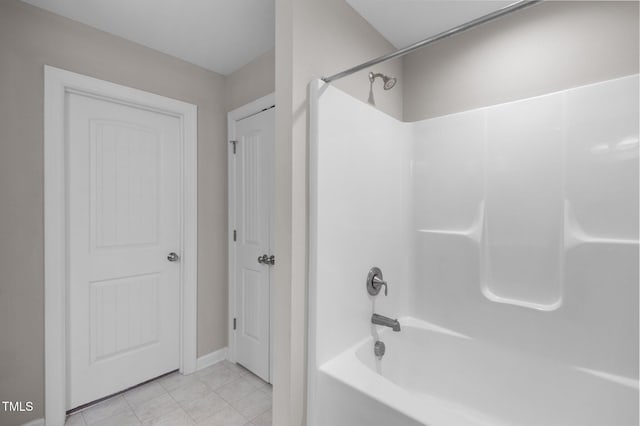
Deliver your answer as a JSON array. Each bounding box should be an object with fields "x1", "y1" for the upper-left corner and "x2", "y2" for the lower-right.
[
  {"x1": 367, "y1": 267, "x2": 388, "y2": 296},
  {"x1": 372, "y1": 275, "x2": 388, "y2": 296}
]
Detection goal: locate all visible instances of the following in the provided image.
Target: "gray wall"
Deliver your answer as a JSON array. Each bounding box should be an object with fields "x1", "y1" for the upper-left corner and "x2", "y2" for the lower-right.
[
  {"x1": 403, "y1": 1, "x2": 640, "y2": 121},
  {"x1": 226, "y1": 49, "x2": 275, "y2": 112},
  {"x1": 273, "y1": 0, "x2": 402, "y2": 424},
  {"x1": 0, "y1": 1, "x2": 229, "y2": 424}
]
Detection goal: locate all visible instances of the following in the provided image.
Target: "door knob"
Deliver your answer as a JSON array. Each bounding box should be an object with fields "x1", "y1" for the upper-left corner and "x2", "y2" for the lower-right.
[
  {"x1": 257, "y1": 254, "x2": 275, "y2": 265},
  {"x1": 167, "y1": 252, "x2": 180, "y2": 262}
]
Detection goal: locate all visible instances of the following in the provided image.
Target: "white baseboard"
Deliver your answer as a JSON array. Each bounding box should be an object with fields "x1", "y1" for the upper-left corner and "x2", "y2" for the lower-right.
[
  {"x1": 196, "y1": 347, "x2": 228, "y2": 371},
  {"x1": 21, "y1": 419, "x2": 44, "y2": 426}
]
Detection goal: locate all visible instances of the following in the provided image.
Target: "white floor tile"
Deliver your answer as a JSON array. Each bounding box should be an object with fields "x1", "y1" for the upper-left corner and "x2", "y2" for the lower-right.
[
  {"x1": 230, "y1": 390, "x2": 271, "y2": 421},
  {"x1": 124, "y1": 381, "x2": 168, "y2": 408},
  {"x1": 260, "y1": 386, "x2": 272, "y2": 397},
  {"x1": 67, "y1": 364, "x2": 271, "y2": 426},
  {"x1": 159, "y1": 372, "x2": 202, "y2": 392},
  {"x1": 81, "y1": 396, "x2": 132, "y2": 425},
  {"x1": 196, "y1": 406, "x2": 247, "y2": 426},
  {"x1": 221, "y1": 361, "x2": 249, "y2": 376},
  {"x1": 239, "y1": 374, "x2": 269, "y2": 391},
  {"x1": 133, "y1": 393, "x2": 181, "y2": 422},
  {"x1": 180, "y1": 392, "x2": 229, "y2": 423},
  {"x1": 91, "y1": 411, "x2": 141, "y2": 426},
  {"x1": 249, "y1": 410, "x2": 272, "y2": 426},
  {"x1": 170, "y1": 380, "x2": 211, "y2": 404},
  {"x1": 141, "y1": 407, "x2": 195, "y2": 426},
  {"x1": 198, "y1": 368, "x2": 239, "y2": 391},
  {"x1": 195, "y1": 363, "x2": 229, "y2": 379},
  {"x1": 215, "y1": 377, "x2": 258, "y2": 403}
]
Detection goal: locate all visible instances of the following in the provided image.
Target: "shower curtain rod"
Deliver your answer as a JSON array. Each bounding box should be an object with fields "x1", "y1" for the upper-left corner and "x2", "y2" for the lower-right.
[{"x1": 321, "y1": 0, "x2": 542, "y2": 84}]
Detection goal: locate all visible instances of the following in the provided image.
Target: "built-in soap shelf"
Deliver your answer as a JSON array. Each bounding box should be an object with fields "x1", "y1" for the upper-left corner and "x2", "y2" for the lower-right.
[
  {"x1": 479, "y1": 286, "x2": 563, "y2": 312},
  {"x1": 418, "y1": 200, "x2": 638, "y2": 248},
  {"x1": 417, "y1": 201, "x2": 484, "y2": 243},
  {"x1": 564, "y1": 201, "x2": 639, "y2": 249},
  {"x1": 416, "y1": 199, "x2": 637, "y2": 312}
]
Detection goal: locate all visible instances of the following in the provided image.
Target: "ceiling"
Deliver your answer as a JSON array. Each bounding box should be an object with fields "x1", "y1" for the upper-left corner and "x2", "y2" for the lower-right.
[
  {"x1": 21, "y1": 0, "x2": 274, "y2": 75},
  {"x1": 346, "y1": 0, "x2": 517, "y2": 48},
  {"x1": 22, "y1": 0, "x2": 516, "y2": 75}
]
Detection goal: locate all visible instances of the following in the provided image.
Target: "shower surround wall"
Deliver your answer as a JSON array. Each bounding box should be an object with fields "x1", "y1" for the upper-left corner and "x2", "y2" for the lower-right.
[
  {"x1": 308, "y1": 74, "x2": 639, "y2": 425},
  {"x1": 309, "y1": 83, "x2": 412, "y2": 368},
  {"x1": 413, "y1": 74, "x2": 639, "y2": 378}
]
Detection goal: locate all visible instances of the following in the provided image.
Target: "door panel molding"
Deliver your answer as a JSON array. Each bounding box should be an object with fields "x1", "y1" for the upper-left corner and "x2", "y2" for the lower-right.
[
  {"x1": 227, "y1": 93, "x2": 275, "y2": 376},
  {"x1": 44, "y1": 66, "x2": 197, "y2": 426}
]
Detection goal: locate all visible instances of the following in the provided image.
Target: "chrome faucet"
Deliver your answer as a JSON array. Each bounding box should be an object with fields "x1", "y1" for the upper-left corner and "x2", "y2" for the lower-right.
[{"x1": 371, "y1": 313, "x2": 401, "y2": 332}]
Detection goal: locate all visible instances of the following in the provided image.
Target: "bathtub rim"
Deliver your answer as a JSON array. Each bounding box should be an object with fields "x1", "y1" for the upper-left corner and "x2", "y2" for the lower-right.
[
  {"x1": 317, "y1": 315, "x2": 640, "y2": 426},
  {"x1": 317, "y1": 316, "x2": 503, "y2": 426}
]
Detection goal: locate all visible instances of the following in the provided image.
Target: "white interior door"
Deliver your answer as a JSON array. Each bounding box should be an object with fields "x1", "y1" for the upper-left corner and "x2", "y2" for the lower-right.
[
  {"x1": 67, "y1": 93, "x2": 181, "y2": 409},
  {"x1": 234, "y1": 107, "x2": 275, "y2": 382}
]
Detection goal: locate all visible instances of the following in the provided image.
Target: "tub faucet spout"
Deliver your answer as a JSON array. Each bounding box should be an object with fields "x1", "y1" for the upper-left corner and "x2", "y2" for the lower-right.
[{"x1": 371, "y1": 313, "x2": 401, "y2": 332}]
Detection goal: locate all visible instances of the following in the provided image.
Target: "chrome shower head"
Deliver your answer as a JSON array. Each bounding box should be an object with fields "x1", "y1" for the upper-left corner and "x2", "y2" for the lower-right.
[
  {"x1": 383, "y1": 76, "x2": 397, "y2": 90},
  {"x1": 369, "y1": 72, "x2": 397, "y2": 90}
]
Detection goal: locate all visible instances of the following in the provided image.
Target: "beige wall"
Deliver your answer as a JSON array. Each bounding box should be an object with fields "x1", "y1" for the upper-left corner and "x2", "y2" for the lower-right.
[
  {"x1": 0, "y1": 1, "x2": 229, "y2": 424},
  {"x1": 225, "y1": 49, "x2": 275, "y2": 112},
  {"x1": 403, "y1": 1, "x2": 640, "y2": 121},
  {"x1": 273, "y1": 0, "x2": 402, "y2": 425}
]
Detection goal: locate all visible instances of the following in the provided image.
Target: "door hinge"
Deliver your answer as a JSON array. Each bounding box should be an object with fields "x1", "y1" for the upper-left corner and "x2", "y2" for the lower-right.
[
  {"x1": 233, "y1": 318, "x2": 237, "y2": 330},
  {"x1": 230, "y1": 140, "x2": 237, "y2": 154},
  {"x1": 233, "y1": 230, "x2": 237, "y2": 241}
]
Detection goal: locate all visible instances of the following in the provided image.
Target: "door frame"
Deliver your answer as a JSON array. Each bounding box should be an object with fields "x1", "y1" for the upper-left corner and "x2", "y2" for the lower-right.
[
  {"x1": 227, "y1": 93, "x2": 275, "y2": 378},
  {"x1": 44, "y1": 66, "x2": 198, "y2": 426}
]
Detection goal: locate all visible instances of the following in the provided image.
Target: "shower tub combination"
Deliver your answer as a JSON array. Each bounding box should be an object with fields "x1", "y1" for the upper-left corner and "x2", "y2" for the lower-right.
[{"x1": 307, "y1": 75, "x2": 639, "y2": 425}]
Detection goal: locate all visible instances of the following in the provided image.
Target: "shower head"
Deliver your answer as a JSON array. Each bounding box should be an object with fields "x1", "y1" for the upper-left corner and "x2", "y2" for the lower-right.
[
  {"x1": 383, "y1": 76, "x2": 397, "y2": 90},
  {"x1": 369, "y1": 72, "x2": 397, "y2": 90}
]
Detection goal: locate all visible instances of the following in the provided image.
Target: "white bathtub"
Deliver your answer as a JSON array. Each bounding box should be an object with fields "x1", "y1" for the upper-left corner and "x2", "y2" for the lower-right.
[{"x1": 313, "y1": 317, "x2": 638, "y2": 426}]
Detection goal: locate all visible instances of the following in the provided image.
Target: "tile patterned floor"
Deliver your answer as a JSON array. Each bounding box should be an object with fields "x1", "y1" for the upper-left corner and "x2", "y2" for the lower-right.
[{"x1": 65, "y1": 361, "x2": 272, "y2": 426}]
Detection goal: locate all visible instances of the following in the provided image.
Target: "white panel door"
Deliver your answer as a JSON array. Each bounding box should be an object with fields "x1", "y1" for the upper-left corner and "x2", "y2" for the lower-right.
[
  {"x1": 67, "y1": 93, "x2": 181, "y2": 409},
  {"x1": 234, "y1": 108, "x2": 274, "y2": 381}
]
